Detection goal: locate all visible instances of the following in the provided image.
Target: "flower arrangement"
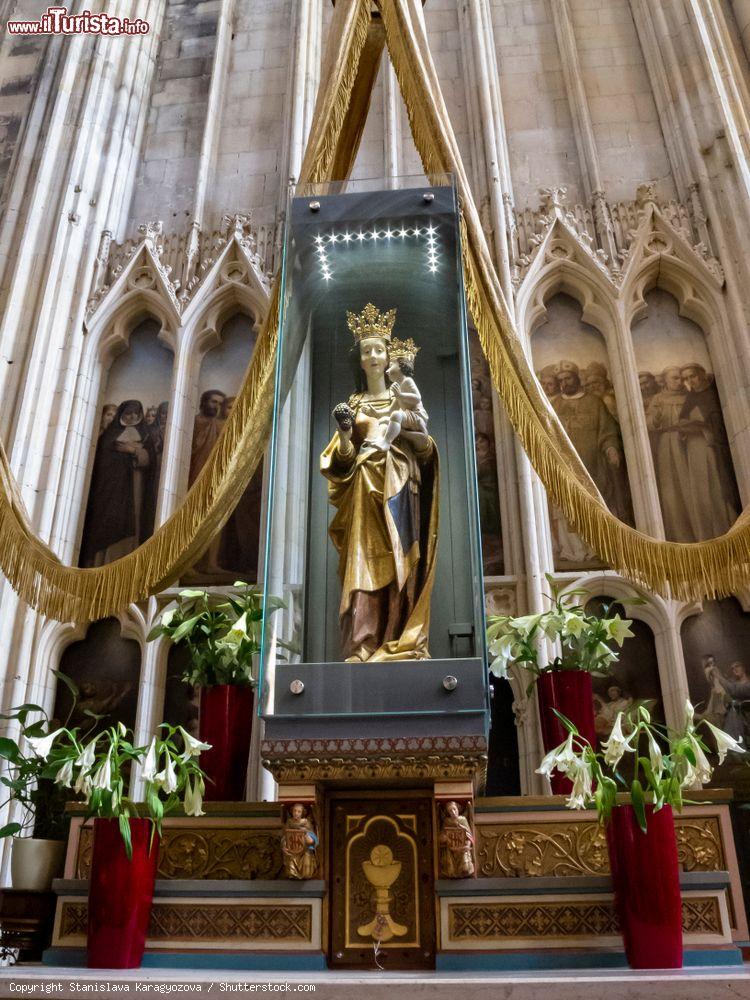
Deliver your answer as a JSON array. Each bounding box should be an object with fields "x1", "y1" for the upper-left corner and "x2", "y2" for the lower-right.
[
  {"x1": 147, "y1": 582, "x2": 284, "y2": 687},
  {"x1": 2, "y1": 709, "x2": 209, "y2": 856},
  {"x1": 486, "y1": 576, "x2": 635, "y2": 693},
  {"x1": 538, "y1": 701, "x2": 744, "y2": 829}
]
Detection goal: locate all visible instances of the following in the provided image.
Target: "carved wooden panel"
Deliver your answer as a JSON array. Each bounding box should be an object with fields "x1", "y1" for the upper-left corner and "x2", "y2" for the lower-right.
[
  {"x1": 446, "y1": 895, "x2": 722, "y2": 942},
  {"x1": 76, "y1": 825, "x2": 283, "y2": 880},
  {"x1": 475, "y1": 815, "x2": 724, "y2": 878},
  {"x1": 58, "y1": 900, "x2": 312, "y2": 943},
  {"x1": 329, "y1": 795, "x2": 435, "y2": 969}
]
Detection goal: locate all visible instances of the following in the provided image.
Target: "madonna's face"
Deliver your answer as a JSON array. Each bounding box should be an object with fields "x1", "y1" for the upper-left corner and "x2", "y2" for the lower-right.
[{"x1": 360, "y1": 337, "x2": 388, "y2": 379}]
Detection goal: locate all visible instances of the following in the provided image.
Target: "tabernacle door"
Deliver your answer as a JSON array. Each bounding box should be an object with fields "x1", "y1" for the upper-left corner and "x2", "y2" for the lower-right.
[{"x1": 328, "y1": 793, "x2": 435, "y2": 970}]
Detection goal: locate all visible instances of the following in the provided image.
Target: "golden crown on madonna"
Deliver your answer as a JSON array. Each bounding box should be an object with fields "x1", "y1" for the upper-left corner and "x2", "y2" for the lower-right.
[
  {"x1": 346, "y1": 302, "x2": 397, "y2": 343},
  {"x1": 389, "y1": 336, "x2": 420, "y2": 362}
]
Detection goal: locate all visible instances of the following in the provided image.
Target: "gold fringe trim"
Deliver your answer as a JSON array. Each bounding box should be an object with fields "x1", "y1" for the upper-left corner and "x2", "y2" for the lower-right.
[
  {"x1": 0, "y1": 0, "x2": 373, "y2": 624},
  {"x1": 1, "y1": 0, "x2": 750, "y2": 623}
]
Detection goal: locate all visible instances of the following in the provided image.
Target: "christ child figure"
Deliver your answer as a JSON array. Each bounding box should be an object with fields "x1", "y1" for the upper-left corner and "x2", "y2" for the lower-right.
[{"x1": 368, "y1": 337, "x2": 428, "y2": 451}]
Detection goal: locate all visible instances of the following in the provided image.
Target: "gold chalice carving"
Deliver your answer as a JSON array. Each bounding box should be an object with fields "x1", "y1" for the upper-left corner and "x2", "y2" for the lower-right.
[{"x1": 357, "y1": 844, "x2": 408, "y2": 942}]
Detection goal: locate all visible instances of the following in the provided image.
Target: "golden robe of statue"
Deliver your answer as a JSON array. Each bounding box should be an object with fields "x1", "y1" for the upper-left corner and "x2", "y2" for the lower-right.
[{"x1": 320, "y1": 306, "x2": 439, "y2": 663}]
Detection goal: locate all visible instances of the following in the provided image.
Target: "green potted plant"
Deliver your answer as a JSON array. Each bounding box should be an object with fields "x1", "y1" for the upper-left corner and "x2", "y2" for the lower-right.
[
  {"x1": 28, "y1": 718, "x2": 208, "y2": 969},
  {"x1": 148, "y1": 582, "x2": 283, "y2": 801},
  {"x1": 487, "y1": 576, "x2": 635, "y2": 793},
  {"x1": 0, "y1": 671, "x2": 93, "y2": 891},
  {"x1": 539, "y1": 701, "x2": 744, "y2": 968}
]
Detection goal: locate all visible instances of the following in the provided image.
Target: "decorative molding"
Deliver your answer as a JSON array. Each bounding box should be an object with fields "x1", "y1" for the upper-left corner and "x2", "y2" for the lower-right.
[
  {"x1": 57, "y1": 900, "x2": 313, "y2": 944},
  {"x1": 262, "y1": 735, "x2": 488, "y2": 782},
  {"x1": 85, "y1": 214, "x2": 275, "y2": 322},
  {"x1": 476, "y1": 816, "x2": 724, "y2": 878},
  {"x1": 263, "y1": 755, "x2": 488, "y2": 784},
  {"x1": 511, "y1": 184, "x2": 723, "y2": 290},
  {"x1": 445, "y1": 895, "x2": 722, "y2": 942},
  {"x1": 75, "y1": 825, "x2": 284, "y2": 881}
]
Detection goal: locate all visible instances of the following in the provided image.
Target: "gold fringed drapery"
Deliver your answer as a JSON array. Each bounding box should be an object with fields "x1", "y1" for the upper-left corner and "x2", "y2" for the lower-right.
[
  {"x1": 0, "y1": 0, "x2": 378, "y2": 624},
  {"x1": 0, "y1": 0, "x2": 749, "y2": 623}
]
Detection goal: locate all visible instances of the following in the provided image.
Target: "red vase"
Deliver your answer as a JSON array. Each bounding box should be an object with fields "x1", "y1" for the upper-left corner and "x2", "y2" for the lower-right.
[
  {"x1": 199, "y1": 684, "x2": 255, "y2": 801},
  {"x1": 537, "y1": 669, "x2": 597, "y2": 794},
  {"x1": 87, "y1": 817, "x2": 159, "y2": 969},
  {"x1": 606, "y1": 804, "x2": 683, "y2": 969}
]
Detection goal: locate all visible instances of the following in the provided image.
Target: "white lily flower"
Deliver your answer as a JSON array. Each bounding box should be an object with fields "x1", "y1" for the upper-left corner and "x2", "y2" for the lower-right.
[
  {"x1": 91, "y1": 751, "x2": 112, "y2": 791},
  {"x1": 685, "y1": 699, "x2": 696, "y2": 729},
  {"x1": 26, "y1": 728, "x2": 63, "y2": 761},
  {"x1": 227, "y1": 612, "x2": 248, "y2": 641},
  {"x1": 489, "y1": 634, "x2": 516, "y2": 679},
  {"x1": 605, "y1": 614, "x2": 634, "y2": 647},
  {"x1": 160, "y1": 608, "x2": 176, "y2": 628},
  {"x1": 537, "y1": 733, "x2": 578, "y2": 778},
  {"x1": 142, "y1": 738, "x2": 159, "y2": 782},
  {"x1": 703, "y1": 722, "x2": 744, "y2": 764},
  {"x1": 542, "y1": 614, "x2": 564, "y2": 640},
  {"x1": 563, "y1": 612, "x2": 586, "y2": 638},
  {"x1": 691, "y1": 738, "x2": 713, "y2": 783},
  {"x1": 54, "y1": 758, "x2": 74, "y2": 788},
  {"x1": 565, "y1": 759, "x2": 594, "y2": 810},
  {"x1": 183, "y1": 775, "x2": 205, "y2": 817},
  {"x1": 509, "y1": 613, "x2": 542, "y2": 638},
  {"x1": 647, "y1": 730, "x2": 663, "y2": 782},
  {"x1": 154, "y1": 754, "x2": 178, "y2": 794},
  {"x1": 601, "y1": 712, "x2": 635, "y2": 769},
  {"x1": 74, "y1": 768, "x2": 92, "y2": 803},
  {"x1": 75, "y1": 737, "x2": 99, "y2": 772},
  {"x1": 178, "y1": 728, "x2": 211, "y2": 761}
]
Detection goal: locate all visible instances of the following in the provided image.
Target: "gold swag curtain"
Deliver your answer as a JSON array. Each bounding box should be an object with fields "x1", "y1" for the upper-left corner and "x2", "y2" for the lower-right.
[{"x1": 0, "y1": 0, "x2": 749, "y2": 623}]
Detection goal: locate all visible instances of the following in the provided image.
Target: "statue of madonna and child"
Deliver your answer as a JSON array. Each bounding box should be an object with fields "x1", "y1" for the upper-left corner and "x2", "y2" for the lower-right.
[{"x1": 320, "y1": 302, "x2": 439, "y2": 663}]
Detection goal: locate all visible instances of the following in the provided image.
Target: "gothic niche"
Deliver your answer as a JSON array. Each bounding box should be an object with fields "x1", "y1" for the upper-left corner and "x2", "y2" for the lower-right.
[
  {"x1": 469, "y1": 331, "x2": 504, "y2": 575},
  {"x1": 631, "y1": 289, "x2": 740, "y2": 541},
  {"x1": 182, "y1": 312, "x2": 263, "y2": 584},
  {"x1": 585, "y1": 596, "x2": 664, "y2": 746},
  {"x1": 54, "y1": 618, "x2": 141, "y2": 736},
  {"x1": 532, "y1": 294, "x2": 634, "y2": 570},
  {"x1": 681, "y1": 598, "x2": 750, "y2": 794},
  {"x1": 79, "y1": 318, "x2": 173, "y2": 567}
]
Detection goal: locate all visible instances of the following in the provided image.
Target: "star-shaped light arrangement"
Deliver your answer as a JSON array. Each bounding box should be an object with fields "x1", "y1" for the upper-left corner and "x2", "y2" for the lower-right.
[{"x1": 312, "y1": 223, "x2": 441, "y2": 282}]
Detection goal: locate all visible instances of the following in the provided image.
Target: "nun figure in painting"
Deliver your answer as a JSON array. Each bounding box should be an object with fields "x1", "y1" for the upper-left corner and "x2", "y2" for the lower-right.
[
  {"x1": 80, "y1": 399, "x2": 156, "y2": 567},
  {"x1": 321, "y1": 303, "x2": 439, "y2": 663}
]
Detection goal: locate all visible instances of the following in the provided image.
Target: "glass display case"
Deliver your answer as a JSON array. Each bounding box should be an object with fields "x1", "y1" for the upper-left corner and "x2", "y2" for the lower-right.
[{"x1": 260, "y1": 175, "x2": 488, "y2": 733}]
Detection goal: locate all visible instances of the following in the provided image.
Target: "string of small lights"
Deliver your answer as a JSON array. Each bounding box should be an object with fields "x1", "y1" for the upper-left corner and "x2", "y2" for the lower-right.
[{"x1": 312, "y1": 223, "x2": 441, "y2": 282}]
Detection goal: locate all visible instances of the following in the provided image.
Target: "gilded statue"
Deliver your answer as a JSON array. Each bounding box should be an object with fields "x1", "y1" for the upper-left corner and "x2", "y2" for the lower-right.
[
  {"x1": 439, "y1": 800, "x2": 475, "y2": 878},
  {"x1": 321, "y1": 303, "x2": 439, "y2": 662},
  {"x1": 280, "y1": 803, "x2": 318, "y2": 880}
]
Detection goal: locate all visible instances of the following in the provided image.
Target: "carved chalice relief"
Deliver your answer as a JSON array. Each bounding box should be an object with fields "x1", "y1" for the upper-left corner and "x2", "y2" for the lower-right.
[
  {"x1": 357, "y1": 845, "x2": 409, "y2": 942},
  {"x1": 321, "y1": 303, "x2": 439, "y2": 663}
]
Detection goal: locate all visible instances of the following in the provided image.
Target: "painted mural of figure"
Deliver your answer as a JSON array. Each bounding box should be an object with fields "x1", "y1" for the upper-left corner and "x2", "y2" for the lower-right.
[
  {"x1": 80, "y1": 400, "x2": 156, "y2": 567},
  {"x1": 678, "y1": 364, "x2": 740, "y2": 539},
  {"x1": 716, "y1": 661, "x2": 750, "y2": 747},
  {"x1": 321, "y1": 303, "x2": 439, "y2": 662},
  {"x1": 582, "y1": 361, "x2": 618, "y2": 422},
  {"x1": 189, "y1": 389, "x2": 226, "y2": 486},
  {"x1": 699, "y1": 654, "x2": 730, "y2": 729},
  {"x1": 188, "y1": 389, "x2": 226, "y2": 574},
  {"x1": 552, "y1": 361, "x2": 634, "y2": 524},
  {"x1": 594, "y1": 683, "x2": 634, "y2": 739},
  {"x1": 218, "y1": 395, "x2": 263, "y2": 579},
  {"x1": 537, "y1": 364, "x2": 560, "y2": 403},
  {"x1": 99, "y1": 403, "x2": 117, "y2": 436},
  {"x1": 639, "y1": 371, "x2": 660, "y2": 409},
  {"x1": 142, "y1": 400, "x2": 169, "y2": 541},
  {"x1": 646, "y1": 367, "x2": 694, "y2": 541}
]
